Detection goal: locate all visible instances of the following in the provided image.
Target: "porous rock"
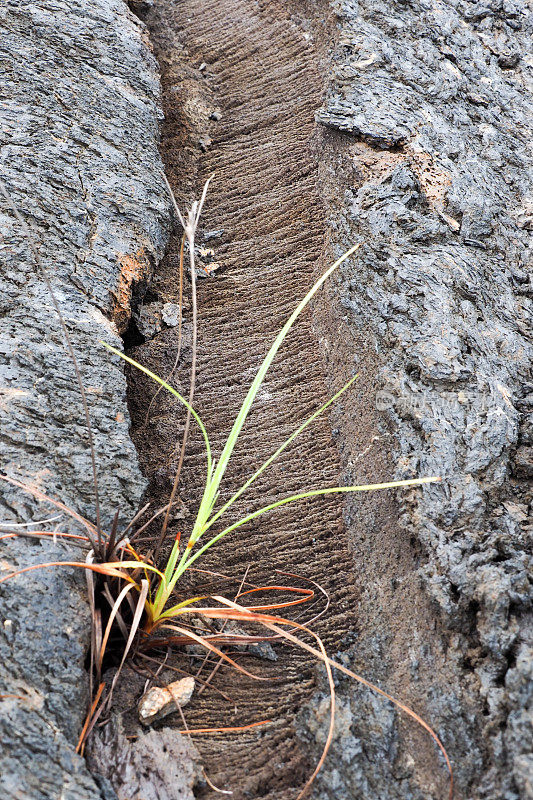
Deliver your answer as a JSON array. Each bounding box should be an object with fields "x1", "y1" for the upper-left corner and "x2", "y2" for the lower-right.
[
  {"x1": 86, "y1": 716, "x2": 202, "y2": 800},
  {"x1": 0, "y1": 1, "x2": 171, "y2": 797},
  {"x1": 299, "y1": 0, "x2": 532, "y2": 797}
]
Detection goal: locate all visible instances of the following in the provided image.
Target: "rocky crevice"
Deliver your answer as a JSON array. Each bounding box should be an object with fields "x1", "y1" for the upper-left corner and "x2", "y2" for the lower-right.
[{"x1": 0, "y1": 0, "x2": 531, "y2": 798}]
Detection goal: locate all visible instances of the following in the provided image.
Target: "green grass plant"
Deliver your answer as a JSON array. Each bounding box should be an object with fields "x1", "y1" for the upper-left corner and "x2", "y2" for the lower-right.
[{"x1": 0, "y1": 180, "x2": 452, "y2": 798}]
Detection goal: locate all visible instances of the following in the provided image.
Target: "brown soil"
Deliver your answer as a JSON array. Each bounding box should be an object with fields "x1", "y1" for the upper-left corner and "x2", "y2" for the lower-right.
[{"x1": 120, "y1": 1, "x2": 440, "y2": 797}]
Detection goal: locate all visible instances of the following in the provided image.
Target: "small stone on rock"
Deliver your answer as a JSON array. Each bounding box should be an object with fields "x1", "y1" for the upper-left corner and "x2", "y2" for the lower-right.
[
  {"x1": 162, "y1": 302, "x2": 181, "y2": 328},
  {"x1": 138, "y1": 676, "x2": 195, "y2": 726}
]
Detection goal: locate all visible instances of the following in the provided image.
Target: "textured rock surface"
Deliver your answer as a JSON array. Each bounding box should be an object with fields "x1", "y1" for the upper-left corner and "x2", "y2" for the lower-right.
[
  {"x1": 0, "y1": 1, "x2": 170, "y2": 797},
  {"x1": 297, "y1": 0, "x2": 532, "y2": 798},
  {"x1": 1, "y1": 0, "x2": 531, "y2": 797},
  {"x1": 86, "y1": 717, "x2": 202, "y2": 800}
]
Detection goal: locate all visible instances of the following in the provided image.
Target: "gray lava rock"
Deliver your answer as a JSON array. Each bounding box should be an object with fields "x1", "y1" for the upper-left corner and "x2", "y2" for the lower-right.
[
  {"x1": 0, "y1": 0, "x2": 171, "y2": 797},
  {"x1": 299, "y1": 0, "x2": 532, "y2": 797},
  {"x1": 86, "y1": 717, "x2": 202, "y2": 800}
]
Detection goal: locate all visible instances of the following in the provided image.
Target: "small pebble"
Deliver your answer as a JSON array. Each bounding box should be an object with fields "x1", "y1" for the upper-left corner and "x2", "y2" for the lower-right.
[
  {"x1": 138, "y1": 676, "x2": 195, "y2": 726},
  {"x1": 161, "y1": 302, "x2": 181, "y2": 328}
]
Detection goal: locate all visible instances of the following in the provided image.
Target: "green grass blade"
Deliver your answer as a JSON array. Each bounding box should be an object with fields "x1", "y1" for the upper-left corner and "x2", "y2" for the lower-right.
[
  {"x1": 204, "y1": 375, "x2": 358, "y2": 532},
  {"x1": 102, "y1": 342, "x2": 212, "y2": 478},
  {"x1": 156, "y1": 596, "x2": 207, "y2": 620},
  {"x1": 191, "y1": 243, "x2": 362, "y2": 539},
  {"x1": 177, "y1": 476, "x2": 440, "y2": 577}
]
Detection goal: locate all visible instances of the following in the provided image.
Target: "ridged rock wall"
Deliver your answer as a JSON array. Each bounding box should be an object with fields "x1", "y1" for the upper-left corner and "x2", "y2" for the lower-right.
[{"x1": 0, "y1": 1, "x2": 170, "y2": 797}]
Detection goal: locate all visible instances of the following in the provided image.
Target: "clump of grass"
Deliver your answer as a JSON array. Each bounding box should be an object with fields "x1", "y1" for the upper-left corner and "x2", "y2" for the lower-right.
[{"x1": 0, "y1": 179, "x2": 452, "y2": 799}]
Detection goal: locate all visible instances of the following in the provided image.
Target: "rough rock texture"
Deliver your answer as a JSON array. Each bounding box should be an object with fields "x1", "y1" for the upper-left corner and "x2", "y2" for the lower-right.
[
  {"x1": 86, "y1": 717, "x2": 202, "y2": 800},
  {"x1": 1, "y1": 0, "x2": 531, "y2": 797},
  {"x1": 0, "y1": 1, "x2": 170, "y2": 797},
  {"x1": 297, "y1": 1, "x2": 532, "y2": 798}
]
